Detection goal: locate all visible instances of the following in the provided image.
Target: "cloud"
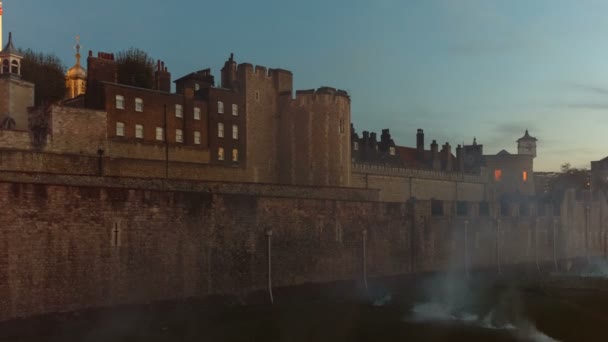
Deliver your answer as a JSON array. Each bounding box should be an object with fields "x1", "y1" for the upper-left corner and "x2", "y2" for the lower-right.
[{"x1": 567, "y1": 82, "x2": 608, "y2": 96}]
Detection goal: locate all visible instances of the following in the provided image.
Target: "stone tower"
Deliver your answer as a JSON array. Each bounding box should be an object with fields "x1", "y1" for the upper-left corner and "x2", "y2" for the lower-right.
[
  {"x1": 517, "y1": 129, "x2": 537, "y2": 158},
  {"x1": 0, "y1": 32, "x2": 35, "y2": 130},
  {"x1": 65, "y1": 36, "x2": 87, "y2": 99}
]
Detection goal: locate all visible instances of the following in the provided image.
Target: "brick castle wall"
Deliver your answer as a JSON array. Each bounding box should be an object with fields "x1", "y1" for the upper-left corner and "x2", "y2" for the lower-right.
[{"x1": 0, "y1": 173, "x2": 601, "y2": 321}]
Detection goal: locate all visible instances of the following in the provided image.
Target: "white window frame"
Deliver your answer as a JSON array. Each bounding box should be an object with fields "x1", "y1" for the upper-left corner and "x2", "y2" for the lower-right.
[
  {"x1": 135, "y1": 124, "x2": 143, "y2": 139},
  {"x1": 194, "y1": 107, "x2": 201, "y2": 120},
  {"x1": 156, "y1": 127, "x2": 164, "y2": 141},
  {"x1": 232, "y1": 124, "x2": 238, "y2": 140},
  {"x1": 115, "y1": 95, "x2": 124, "y2": 109},
  {"x1": 232, "y1": 148, "x2": 239, "y2": 162},
  {"x1": 135, "y1": 98, "x2": 143, "y2": 112},
  {"x1": 218, "y1": 147, "x2": 225, "y2": 161},
  {"x1": 218, "y1": 122, "x2": 224, "y2": 138},
  {"x1": 175, "y1": 104, "x2": 183, "y2": 118},
  {"x1": 194, "y1": 131, "x2": 201, "y2": 145},
  {"x1": 176, "y1": 129, "x2": 183, "y2": 143},
  {"x1": 116, "y1": 122, "x2": 125, "y2": 136},
  {"x1": 218, "y1": 101, "x2": 224, "y2": 114},
  {"x1": 232, "y1": 104, "x2": 238, "y2": 116}
]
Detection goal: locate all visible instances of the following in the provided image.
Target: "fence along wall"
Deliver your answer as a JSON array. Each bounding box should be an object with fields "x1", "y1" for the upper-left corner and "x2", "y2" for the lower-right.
[{"x1": 0, "y1": 176, "x2": 602, "y2": 322}]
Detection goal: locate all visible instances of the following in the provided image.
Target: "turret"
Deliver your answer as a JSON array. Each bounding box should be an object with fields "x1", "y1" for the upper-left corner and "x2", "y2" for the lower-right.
[
  {"x1": 0, "y1": 32, "x2": 22, "y2": 78},
  {"x1": 517, "y1": 129, "x2": 538, "y2": 158}
]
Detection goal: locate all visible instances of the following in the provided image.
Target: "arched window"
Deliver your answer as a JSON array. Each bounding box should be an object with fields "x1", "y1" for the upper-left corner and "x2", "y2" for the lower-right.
[
  {"x1": 11, "y1": 60, "x2": 19, "y2": 74},
  {"x1": 2, "y1": 60, "x2": 9, "y2": 74}
]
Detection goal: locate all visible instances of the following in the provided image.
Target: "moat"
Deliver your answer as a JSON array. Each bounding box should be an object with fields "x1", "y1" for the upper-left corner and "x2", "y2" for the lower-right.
[{"x1": 2, "y1": 269, "x2": 608, "y2": 342}]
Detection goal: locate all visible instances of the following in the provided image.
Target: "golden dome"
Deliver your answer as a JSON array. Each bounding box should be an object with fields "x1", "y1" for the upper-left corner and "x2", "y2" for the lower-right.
[{"x1": 67, "y1": 62, "x2": 86, "y2": 79}]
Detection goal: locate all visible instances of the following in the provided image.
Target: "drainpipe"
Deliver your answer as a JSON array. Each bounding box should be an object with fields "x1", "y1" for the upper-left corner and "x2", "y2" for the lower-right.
[
  {"x1": 464, "y1": 220, "x2": 469, "y2": 279},
  {"x1": 535, "y1": 218, "x2": 540, "y2": 272},
  {"x1": 496, "y1": 218, "x2": 502, "y2": 275},
  {"x1": 362, "y1": 229, "x2": 368, "y2": 291},
  {"x1": 553, "y1": 218, "x2": 558, "y2": 272},
  {"x1": 585, "y1": 205, "x2": 590, "y2": 264},
  {"x1": 266, "y1": 230, "x2": 274, "y2": 304}
]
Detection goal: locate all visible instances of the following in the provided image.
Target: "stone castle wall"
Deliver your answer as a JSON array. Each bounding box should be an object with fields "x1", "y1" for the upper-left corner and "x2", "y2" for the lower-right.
[
  {"x1": 0, "y1": 172, "x2": 602, "y2": 321},
  {"x1": 352, "y1": 163, "x2": 487, "y2": 202}
]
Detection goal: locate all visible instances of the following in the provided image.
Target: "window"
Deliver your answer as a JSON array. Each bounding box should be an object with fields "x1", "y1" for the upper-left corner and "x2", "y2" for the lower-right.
[
  {"x1": 175, "y1": 104, "x2": 183, "y2": 118},
  {"x1": 218, "y1": 123, "x2": 224, "y2": 138},
  {"x1": 479, "y1": 202, "x2": 490, "y2": 216},
  {"x1": 494, "y1": 169, "x2": 502, "y2": 181},
  {"x1": 339, "y1": 119, "x2": 345, "y2": 134},
  {"x1": 176, "y1": 129, "x2": 183, "y2": 143},
  {"x1": 218, "y1": 147, "x2": 225, "y2": 161},
  {"x1": 116, "y1": 122, "x2": 125, "y2": 136},
  {"x1": 255, "y1": 91, "x2": 260, "y2": 101},
  {"x1": 218, "y1": 101, "x2": 224, "y2": 114},
  {"x1": 431, "y1": 200, "x2": 444, "y2": 216},
  {"x1": 11, "y1": 60, "x2": 19, "y2": 74},
  {"x1": 195, "y1": 83, "x2": 200, "y2": 91},
  {"x1": 2, "y1": 60, "x2": 8, "y2": 74},
  {"x1": 135, "y1": 98, "x2": 143, "y2": 112},
  {"x1": 456, "y1": 201, "x2": 468, "y2": 216},
  {"x1": 522, "y1": 171, "x2": 528, "y2": 182},
  {"x1": 232, "y1": 149, "x2": 239, "y2": 162},
  {"x1": 156, "y1": 127, "x2": 164, "y2": 141},
  {"x1": 135, "y1": 124, "x2": 143, "y2": 139},
  {"x1": 353, "y1": 142, "x2": 359, "y2": 151},
  {"x1": 194, "y1": 107, "x2": 201, "y2": 120},
  {"x1": 194, "y1": 131, "x2": 201, "y2": 145},
  {"x1": 232, "y1": 104, "x2": 238, "y2": 116},
  {"x1": 115, "y1": 95, "x2": 124, "y2": 109},
  {"x1": 389, "y1": 147, "x2": 396, "y2": 155},
  {"x1": 232, "y1": 125, "x2": 238, "y2": 140}
]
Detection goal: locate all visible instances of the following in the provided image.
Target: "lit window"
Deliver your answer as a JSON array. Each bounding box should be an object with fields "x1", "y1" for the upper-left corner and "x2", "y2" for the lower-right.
[
  {"x1": 176, "y1": 129, "x2": 183, "y2": 143},
  {"x1": 115, "y1": 95, "x2": 124, "y2": 109},
  {"x1": 389, "y1": 147, "x2": 396, "y2": 155},
  {"x1": 232, "y1": 104, "x2": 238, "y2": 116},
  {"x1": 194, "y1": 131, "x2": 201, "y2": 145},
  {"x1": 232, "y1": 125, "x2": 238, "y2": 140},
  {"x1": 156, "y1": 127, "x2": 164, "y2": 141},
  {"x1": 135, "y1": 124, "x2": 143, "y2": 138},
  {"x1": 218, "y1": 123, "x2": 224, "y2": 138},
  {"x1": 218, "y1": 101, "x2": 224, "y2": 114},
  {"x1": 353, "y1": 142, "x2": 359, "y2": 151},
  {"x1": 523, "y1": 171, "x2": 528, "y2": 182},
  {"x1": 175, "y1": 104, "x2": 183, "y2": 118},
  {"x1": 135, "y1": 98, "x2": 143, "y2": 112},
  {"x1": 195, "y1": 83, "x2": 200, "y2": 91},
  {"x1": 116, "y1": 122, "x2": 125, "y2": 136},
  {"x1": 232, "y1": 149, "x2": 239, "y2": 162},
  {"x1": 218, "y1": 147, "x2": 225, "y2": 161},
  {"x1": 494, "y1": 169, "x2": 502, "y2": 181},
  {"x1": 194, "y1": 107, "x2": 201, "y2": 120}
]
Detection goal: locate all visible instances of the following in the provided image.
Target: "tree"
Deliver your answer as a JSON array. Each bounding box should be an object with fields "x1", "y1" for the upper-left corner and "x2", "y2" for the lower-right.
[
  {"x1": 116, "y1": 47, "x2": 155, "y2": 89},
  {"x1": 20, "y1": 49, "x2": 66, "y2": 106}
]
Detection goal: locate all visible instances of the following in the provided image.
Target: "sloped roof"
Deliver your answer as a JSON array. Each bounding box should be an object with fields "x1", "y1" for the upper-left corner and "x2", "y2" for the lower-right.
[
  {"x1": 517, "y1": 129, "x2": 538, "y2": 142},
  {"x1": 497, "y1": 149, "x2": 511, "y2": 156}
]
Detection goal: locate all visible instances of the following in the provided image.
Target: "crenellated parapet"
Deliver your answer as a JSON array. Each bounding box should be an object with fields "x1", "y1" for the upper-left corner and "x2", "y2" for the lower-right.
[{"x1": 293, "y1": 87, "x2": 350, "y2": 106}]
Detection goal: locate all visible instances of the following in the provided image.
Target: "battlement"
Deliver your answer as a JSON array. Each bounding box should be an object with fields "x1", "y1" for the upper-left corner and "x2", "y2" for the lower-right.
[
  {"x1": 293, "y1": 86, "x2": 350, "y2": 104},
  {"x1": 88, "y1": 50, "x2": 115, "y2": 61}
]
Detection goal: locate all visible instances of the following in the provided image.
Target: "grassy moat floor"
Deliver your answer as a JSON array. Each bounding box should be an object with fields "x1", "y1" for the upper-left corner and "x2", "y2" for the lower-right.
[{"x1": 2, "y1": 273, "x2": 608, "y2": 342}]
